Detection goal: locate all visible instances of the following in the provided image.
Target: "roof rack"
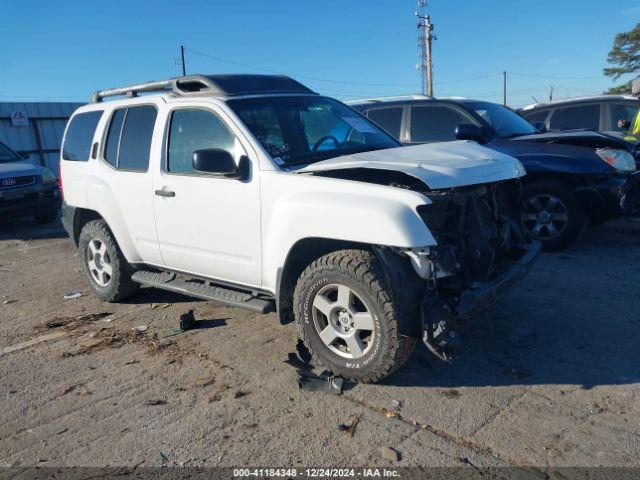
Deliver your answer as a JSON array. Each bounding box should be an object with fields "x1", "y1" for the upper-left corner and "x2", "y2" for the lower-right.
[{"x1": 92, "y1": 74, "x2": 317, "y2": 103}]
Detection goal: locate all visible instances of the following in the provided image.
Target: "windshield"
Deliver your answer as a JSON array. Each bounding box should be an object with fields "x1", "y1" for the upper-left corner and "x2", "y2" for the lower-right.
[
  {"x1": 0, "y1": 141, "x2": 21, "y2": 163},
  {"x1": 228, "y1": 96, "x2": 400, "y2": 167},
  {"x1": 468, "y1": 101, "x2": 537, "y2": 138}
]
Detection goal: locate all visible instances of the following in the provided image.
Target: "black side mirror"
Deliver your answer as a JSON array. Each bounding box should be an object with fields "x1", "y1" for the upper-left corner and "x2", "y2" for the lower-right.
[
  {"x1": 454, "y1": 123, "x2": 490, "y2": 144},
  {"x1": 192, "y1": 149, "x2": 249, "y2": 179},
  {"x1": 532, "y1": 121, "x2": 547, "y2": 133}
]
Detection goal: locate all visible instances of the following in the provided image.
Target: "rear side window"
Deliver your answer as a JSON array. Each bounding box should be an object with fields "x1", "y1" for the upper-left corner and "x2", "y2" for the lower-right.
[
  {"x1": 366, "y1": 108, "x2": 403, "y2": 139},
  {"x1": 522, "y1": 110, "x2": 549, "y2": 124},
  {"x1": 610, "y1": 104, "x2": 639, "y2": 132},
  {"x1": 549, "y1": 105, "x2": 600, "y2": 131},
  {"x1": 410, "y1": 105, "x2": 472, "y2": 143},
  {"x1": 62, "y1": 111, "x2": 103, "y2": 161},
  {"x1": 103, "y1": 106, "x2": 157, "y2": 171}
]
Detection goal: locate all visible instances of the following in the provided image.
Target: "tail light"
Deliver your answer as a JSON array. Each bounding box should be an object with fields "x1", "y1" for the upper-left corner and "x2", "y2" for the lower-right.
[{"x1": 57, "y1": 162, "x2": 64, "y2": 200}]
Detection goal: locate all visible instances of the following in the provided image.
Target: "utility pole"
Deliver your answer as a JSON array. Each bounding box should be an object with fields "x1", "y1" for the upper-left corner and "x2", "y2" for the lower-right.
[
  {"x1": 180, "y1": 45, "x2": 186, "y2": 76},
  {"x1": 416, "y1": 1, "x2": 436, "y2": 96},
  {"x1": 502, "y1": 71, "x2": 507, "y2": 106},
  {"x1": 549, "y1": 86, "x2": 553, "y2": 102}
]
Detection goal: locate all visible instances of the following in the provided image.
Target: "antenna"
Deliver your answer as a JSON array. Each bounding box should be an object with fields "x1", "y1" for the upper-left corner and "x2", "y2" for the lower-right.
[{"x1": 415, "y1": 1, "x2": 435, "y2": 96}]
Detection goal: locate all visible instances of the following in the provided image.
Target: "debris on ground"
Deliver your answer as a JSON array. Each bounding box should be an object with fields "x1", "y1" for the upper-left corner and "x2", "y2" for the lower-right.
[
  {"x1": 179, "y1": 310, "x2": 196, "y2": 331},
  {"x1": 145, "y1": 399, "x2": 167, "y2": 406},
  {"x1": 234, "y1": 390, "x2": 250, "y2": 399},
  {"x1": 391, "y1": 399, "x2": 403, "y2": 409},
  {"x1": 385, "y1": 411, "x2": 398, "y2": 418},
  {"x1": 124, "y1": 359, "x2": 140, "y2": 365},
  {"x1": 2, "y1": 299, "x2": 17, "y2": 305},
  {"x1": 338, "y1": 414, "x2": 360, "y2": 437},
  {"x1": 43, "y1": 313, "x2": 112, "y2": 331},
  {"x1": 151, "y1": 303, "x2": 171, "y2": 309},
  {"x1": 57, "y1": 384, "x2": 78, "y2": 396},
  {"x1": 379, "y1": 446, "x2": 400, "y2": 461},
  {"x1": 63, "y1": 292, "x2": 83, "y2": 300},
  {"x1": 132, "y1": 325, "x2": 148, "y2": 333},
  {"x1": 77, "y1": 388, "x2": 93, "y2": 396},
  {"x1": 286, "y1": 339, "x2": 345, "y2": 395},
  {"x1": 441, "y1": 389, "x2": 461, "y2": 399}
]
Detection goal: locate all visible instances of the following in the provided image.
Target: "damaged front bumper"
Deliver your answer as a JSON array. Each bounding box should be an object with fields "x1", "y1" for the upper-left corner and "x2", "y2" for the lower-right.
[
  {"x1": 455, "y1": 240, "x2": 541, "y2": 318},
  {"x1": 421, "y1": 241, "x2": 541, "y2": 362}
]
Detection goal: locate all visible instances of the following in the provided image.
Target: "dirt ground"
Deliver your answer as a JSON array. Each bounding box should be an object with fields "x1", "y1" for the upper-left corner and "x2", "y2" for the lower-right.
[{"x1": 0, "y1": 216, "x2": 639, "y2": 469}]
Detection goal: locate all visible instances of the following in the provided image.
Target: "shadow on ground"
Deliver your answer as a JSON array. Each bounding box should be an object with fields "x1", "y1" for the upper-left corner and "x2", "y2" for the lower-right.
[{"x1": 0, "y1": 217, "x2": 67, "y2": 241}]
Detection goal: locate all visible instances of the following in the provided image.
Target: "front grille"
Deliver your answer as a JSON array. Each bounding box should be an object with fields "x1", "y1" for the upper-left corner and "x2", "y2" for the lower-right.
[
  {"x1": 417, "y1": 180, "x2": 523, "y2": 283},
  {"x1": 0, "y1": 175, "x2": 36, "y2": 190}
]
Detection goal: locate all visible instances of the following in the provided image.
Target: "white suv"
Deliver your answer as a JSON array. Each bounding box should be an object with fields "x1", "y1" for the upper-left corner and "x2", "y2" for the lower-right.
[{"x1": 60, "y1": 74, "x2": 539, "y2": 382}]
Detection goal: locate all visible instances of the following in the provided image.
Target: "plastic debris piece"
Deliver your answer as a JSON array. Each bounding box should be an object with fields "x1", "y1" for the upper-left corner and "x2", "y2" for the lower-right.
[
  {"x1": 385, "y1": 411, "x2": 397, "y2": 418},
  {"x1": 64, "y1": 292, "x2": 82, "y2": 300},
  {"x1": 380, "y1": 446, "x2": 400, "y2": 461},
  {"x1": 179, "y1": 310, "x2": 196, "y2": 331},
  {"x1": 132, "y1": 325, "x2": 148, "y2": 333},
  {"x1": 338, "y1": 414, "x2": 360, "y2": 437},
  {"x1": 298, "y1": 374, "x2": 343, "y2": 395},
  {"x1": 391, "y1": 399, "x2": 403, "y2": 409},
  {"x1": 2, "y1": 299, "x2": 17, "y2": 305}
]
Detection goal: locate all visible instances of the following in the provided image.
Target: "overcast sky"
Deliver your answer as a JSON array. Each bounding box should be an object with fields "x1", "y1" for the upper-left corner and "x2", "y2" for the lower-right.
[{"x1": 1, "y1": 0, "x2": 639, "y2": 107}]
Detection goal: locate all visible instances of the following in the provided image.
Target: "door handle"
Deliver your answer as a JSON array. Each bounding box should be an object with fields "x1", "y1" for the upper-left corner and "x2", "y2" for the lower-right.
[{"x1": 155, "y1": 189, "x2": 175, "y2": 198}]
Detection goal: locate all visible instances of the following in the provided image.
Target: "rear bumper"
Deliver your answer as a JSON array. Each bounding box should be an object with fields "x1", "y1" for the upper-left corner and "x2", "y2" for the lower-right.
[
  {"x1": 0, "y1": 184, "x2": 60, "y2": 219},
  {"x1": 455, "y1": 241, "x2": 542, "y2": 318},
  {"x1": 61, "y1": 202, "x2": 76, "y2": 243}
]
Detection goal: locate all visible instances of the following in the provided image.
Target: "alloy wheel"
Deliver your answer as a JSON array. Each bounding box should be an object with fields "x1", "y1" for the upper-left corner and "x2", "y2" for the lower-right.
[
  {"x1": 521, "y1": 194, "x2": 570, "y2": 240},
  {"x1": 86, "y1": 238, "x2": 113, "y2": 287},
  {"x1": 311, "y1": 283, "x2": 376, "y2": 359}
]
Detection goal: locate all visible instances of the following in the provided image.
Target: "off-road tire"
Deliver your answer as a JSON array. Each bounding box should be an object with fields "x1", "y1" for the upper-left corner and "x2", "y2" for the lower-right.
[
  {"x1": 33, "y1": 208, "x2": 58, "y2": 224},
  {"x1": 78, "y1": 219, "x2": 139, "y2": 302},
  {"x1": 522, "y1": 179, "x2": 588, "y2": 252},
  {"x1": 293, "y1": 249, "x2": 416, "y2": 383}
]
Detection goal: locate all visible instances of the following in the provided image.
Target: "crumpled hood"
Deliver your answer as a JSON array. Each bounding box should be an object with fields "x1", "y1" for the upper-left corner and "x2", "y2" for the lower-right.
[
  {"x1": 0, "y1": 161, "x2": 43, "y2": 179},
  {"x1": 295, "y1": 141, "x2": 525, "y2": 189}
]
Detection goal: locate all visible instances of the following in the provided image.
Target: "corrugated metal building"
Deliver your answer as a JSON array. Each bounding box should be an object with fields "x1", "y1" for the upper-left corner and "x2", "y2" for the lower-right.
[{"x1": 0, "y1": 102, "x2": 84, "y2": 173}]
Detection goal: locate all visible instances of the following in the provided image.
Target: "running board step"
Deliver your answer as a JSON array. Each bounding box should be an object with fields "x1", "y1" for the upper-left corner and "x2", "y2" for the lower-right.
[{"x1": 131, "y1": 270, "x2": 275, "y2": 314}]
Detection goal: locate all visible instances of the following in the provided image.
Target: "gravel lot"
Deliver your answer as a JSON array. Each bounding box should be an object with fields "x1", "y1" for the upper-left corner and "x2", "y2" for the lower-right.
[{"x1": 0, "y1": 217, "x2": 639, "y2": 468}]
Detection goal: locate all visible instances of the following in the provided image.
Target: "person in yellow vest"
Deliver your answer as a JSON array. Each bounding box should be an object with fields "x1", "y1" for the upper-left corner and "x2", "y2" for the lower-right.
[{"x1": 623, "y1": 110, "x2": 640, "y2": 140}]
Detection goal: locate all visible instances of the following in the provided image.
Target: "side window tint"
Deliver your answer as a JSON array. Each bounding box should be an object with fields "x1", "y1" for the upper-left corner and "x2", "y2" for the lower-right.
[
  {"x1": 522, "y1": 110, "x2": 549, "y2": 124},
  {"x1": 410, "y1": 106, "x2": 472, "y2": 143},
  {"x1": 367, "y1": 108, "x2": 403, "y2": 139},
  {"x1": 168, "y1": 109, "x2": 236, "y2": 174},
  {"x1": 610, "y1": 104, "x2": 639, "y2": 132},
  {"x1": 104, "y1": 109, "x2": 126, "y2": 167},
  {"x1": 62, "y1": 111, "x2": 103, "y2": 161},
  {"x1": 118, "y1": 106, "x2": 157, "y2": 171},
  {"x1": 549, "y1": 105, "x2": 600, "y2": 131}
]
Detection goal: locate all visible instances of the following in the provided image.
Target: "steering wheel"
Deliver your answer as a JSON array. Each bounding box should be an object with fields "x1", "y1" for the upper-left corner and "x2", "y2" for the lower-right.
[{"x1": 312, "y1": 135, "x2": 340, "y2": 152}]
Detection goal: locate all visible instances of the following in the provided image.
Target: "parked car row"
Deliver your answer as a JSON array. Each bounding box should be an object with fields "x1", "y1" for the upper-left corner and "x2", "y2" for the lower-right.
[{"x1": 350, "y1": 95, "x2": 640, "y2": 251}]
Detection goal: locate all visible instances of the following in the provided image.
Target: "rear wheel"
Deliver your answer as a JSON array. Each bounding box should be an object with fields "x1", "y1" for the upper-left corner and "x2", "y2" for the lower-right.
[
  {"x1": 293, "y1": 249, "x2": 415, "y2": 383},
  {"x1": 521, "y1": 180, "x2": 588, "y2": 252},
  {"x1": 78, "y1": 219, "x2": 139, "y2": 302}
]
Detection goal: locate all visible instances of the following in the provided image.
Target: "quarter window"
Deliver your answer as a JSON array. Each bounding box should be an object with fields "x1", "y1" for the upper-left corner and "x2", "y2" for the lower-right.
[
  {"x1": 609, "y1": 104, "x2": 639, "y2": 132},
  {"x1": 410, "y1": 105, "x2": 472, "y2": 143},
  {"x1": 62, "y1": 111, "x2": 103, "y2": 161},
  {"x1": 549, "y1": 105, "x2": 600, "y2": 131},
  {"x1": 103, "y1": 106, "x2": 157, "y2": 171},
  {"x1": 167, "y1": 108, "x2": 236, "y2": 174},
  {"x1": 522, "y1": 110, "x2": 549, "y2": 125},
  {"x1": 366, "y1": 108, "x2": 403, "y2": 139}
]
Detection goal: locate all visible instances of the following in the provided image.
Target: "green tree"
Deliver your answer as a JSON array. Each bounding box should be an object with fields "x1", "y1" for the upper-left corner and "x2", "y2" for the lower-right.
[{"x1": 604, "y1": 23, "x2": 640, "y2": 94}]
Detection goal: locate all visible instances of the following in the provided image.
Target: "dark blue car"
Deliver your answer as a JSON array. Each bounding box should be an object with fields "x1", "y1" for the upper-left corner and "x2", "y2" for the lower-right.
[{"x1": 350, "y1": 97, "x2": 639, "y2": 251}]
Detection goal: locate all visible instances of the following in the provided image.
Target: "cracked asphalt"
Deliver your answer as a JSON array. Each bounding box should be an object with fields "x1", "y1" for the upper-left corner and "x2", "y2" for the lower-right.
[{"x1": 0, "y1": 217, "x2": 639, "y2": 468}]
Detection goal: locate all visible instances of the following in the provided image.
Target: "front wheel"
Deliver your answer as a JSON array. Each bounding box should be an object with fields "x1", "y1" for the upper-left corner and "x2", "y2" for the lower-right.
[
  {"x1": 78, "y1": 219, "x2": 139, "y2": 302},
  {"x1": 521, "y1": 180, "x2": 588, "y2": 252},
  {"x1": 293, "y1": 249, "x2": 416, "y2": 383}
]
